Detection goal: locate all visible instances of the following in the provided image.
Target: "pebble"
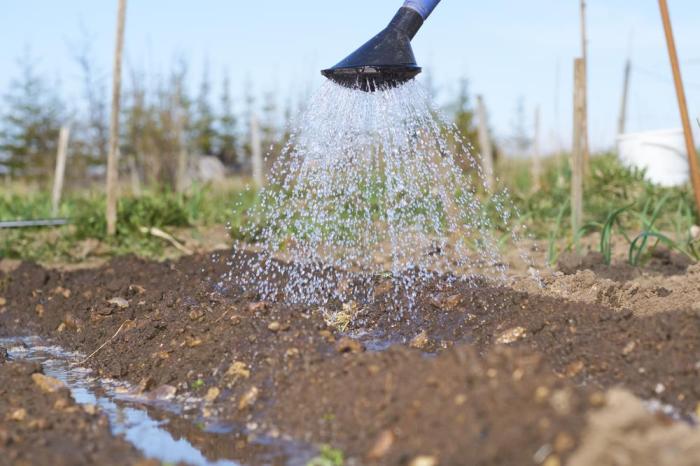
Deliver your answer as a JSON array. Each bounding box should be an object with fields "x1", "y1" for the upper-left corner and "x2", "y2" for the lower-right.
[
  {"x1": 496, "y1": 327, "x2": 527, "y2": 344},
  {"x1": 189, "y1": 309, "x2": 205, "y2": 321},
  {"x1": 150, "y1": 385, "x2": 177, "y2": 401},
  {"x1": 0, "y1": 297, "x2": 6, "y2": 306},
  {"x1": 107, "y1": 297, "x2": 129, "y2": 309},
  {"x1": 238, "y1": 386, "x2": 259, "y2": 410},
  {"x1": 268, "y1": 321, "x2": 281, "y2": 332},
  {"x1": 204, "y1": 387, "x2": 220, "y2": 403},
  {"x1": 9, "y1": 408, "x2": 27, "y2": 422},
  {"x1": 366, "y1": 429, "x2": 395, "y2": 460},
  {"x1": 226, "y1": 361, "x2": 250, "y2": 380},
  {"x1": 410, "y1": 331, "x2": 430, "y2": 350},
  {"x1": 32, "y1": 373, "x2": 66, "y2": 393},
  {"x1": 409, "y1": 455, "x2": 438, "y2": 466}
]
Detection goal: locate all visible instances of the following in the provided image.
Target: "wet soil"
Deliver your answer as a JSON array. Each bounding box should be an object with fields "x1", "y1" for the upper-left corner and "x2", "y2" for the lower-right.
[
  {"x1": 1, "y1": 249, "x2": 700, "y2": 465},
  {"x1": 0, "y1": 358, "x2": 148, "y2": 466}
]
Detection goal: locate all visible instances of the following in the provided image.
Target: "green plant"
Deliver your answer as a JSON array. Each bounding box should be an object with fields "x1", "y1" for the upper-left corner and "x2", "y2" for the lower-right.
[{"x1": 307, "y1": 445, "x2": 344, "y2": 466}]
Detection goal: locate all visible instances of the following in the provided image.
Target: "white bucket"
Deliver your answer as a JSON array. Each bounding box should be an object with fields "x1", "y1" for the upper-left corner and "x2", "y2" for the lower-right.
[{"x1": 616, "y1": 128, "x2": 689, "y2": 187}]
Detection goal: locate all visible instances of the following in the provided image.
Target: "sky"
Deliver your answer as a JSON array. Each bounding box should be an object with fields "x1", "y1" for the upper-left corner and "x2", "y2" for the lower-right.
[{"x1": 1, "y1": 0, "x2": 699, "y2": 153}]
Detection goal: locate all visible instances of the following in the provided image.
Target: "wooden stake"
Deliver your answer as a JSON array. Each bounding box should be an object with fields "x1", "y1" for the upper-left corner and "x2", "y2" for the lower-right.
[
  {"x1": 106, "y1": 0, "x2": 127, "y2": 236},
  {"x1": 572, "y1": 59, "x2": 586, "y2": 250},
  {"x1": 532, "y1": 106, "x2": 542, "y2": 191},
  {"x1": 51, "y1": 125, "x2": 71, "y2": 216},
  {"x1": 476, "y1": 95, "x2": 495, "y2": 191},
  {"x1": 658, "y1": 0, "x2": 700, "y2": 215},
  {"x1": 250, "y1": 113, "x2": 264, "y2": 188},
  {"x1": 174, "y1": 86, "x2": 188, "y2": 193},
  {"x1": 617, "y1": 59, "x2": 632, "y2": 135},
  {"x1": 579, "y1": 0, "x2": 590, "y2": 167}
]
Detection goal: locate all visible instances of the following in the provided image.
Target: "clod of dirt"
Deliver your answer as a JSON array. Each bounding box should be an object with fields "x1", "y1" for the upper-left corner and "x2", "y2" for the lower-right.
[
  {"x1": 409, "y1": 455, "x2": 438, "y2": 466},
  {"x1": 204, "y1": 387, "x2": 220, "y2": 403},
  {"x1": 9, "y1": 408, "x2": 27, "y2": 421},
  {"x1": 107, "y1": 297, "x2": 129, "y2": 309},
  {"x1": 335, "y1": 337, "x2": 365, "y2": 353},
  {"x1": 31, "y1": 373, "x2": 66, "y2": 393},
  {"x1": 238, "y1": 386, "x2": 259, "y2": 410},
  {"x1": 496, "y1": 327, "x2": 527, "y2": 344},
  {"x1": 569, "y1": 389, "x2": 700, "y2": 466},
  {"x1": 366, "y1": 429, "x2": 395, "y2": 460},
  {"x1": 409, "y1": 331, "x2": 430, "y2": 350},
  {"x1": 226, "y1": 361, "x2": 250, "y2": 380}
]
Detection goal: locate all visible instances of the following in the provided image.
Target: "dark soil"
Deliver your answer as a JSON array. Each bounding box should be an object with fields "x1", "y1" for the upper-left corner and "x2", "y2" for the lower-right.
[{"x1": 1, "y1": 250, "x2": 699, "y2": 465}]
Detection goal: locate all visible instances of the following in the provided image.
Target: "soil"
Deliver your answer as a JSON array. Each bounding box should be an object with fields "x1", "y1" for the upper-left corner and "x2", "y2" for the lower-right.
[
  {"x1": 1, "y1": 248, "x2": 700, "y2": 465},
  {"x1": 0, "y1": 359, "x2": 149, "y2": 466}
]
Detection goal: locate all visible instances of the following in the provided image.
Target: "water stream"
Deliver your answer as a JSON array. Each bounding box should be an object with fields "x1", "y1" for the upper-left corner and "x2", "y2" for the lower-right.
[{"x1": 2, "y1": 337, "x2": 313, "y2": 466}]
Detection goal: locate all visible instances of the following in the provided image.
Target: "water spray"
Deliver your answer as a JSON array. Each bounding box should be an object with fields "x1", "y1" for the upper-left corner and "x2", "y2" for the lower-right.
[{"x1": 322, "y1": 0, "x2": 441, "y2": 91}]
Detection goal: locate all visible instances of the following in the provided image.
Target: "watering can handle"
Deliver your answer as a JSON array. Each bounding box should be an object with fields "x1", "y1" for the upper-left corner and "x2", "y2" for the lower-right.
[{"x1": 403, "y1": 0, "x2": 441, "y2": 20}]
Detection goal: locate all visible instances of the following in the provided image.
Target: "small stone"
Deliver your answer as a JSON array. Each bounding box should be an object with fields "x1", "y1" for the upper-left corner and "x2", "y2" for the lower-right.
[
  {"x1": 186, "y1": 336, "x2": 203, "y2": 348},
  {"x1": 543, "y1": 456, "x2": 561, "y2": 466},
  {"x1": 285, "y1": 347, "x2": 300, "y2": 358},
  {"x1": 496, "y1": 327, "x2": 527, "y2": 344},
  {"x1": 204, "y1": 387, "x2": 220, "y2": 403},
  {"x1": 9, "y1": 408, "x2": 26, "y2": 421},
  {"x1": 335, "y1": 337, "x2": 365, "y2": 353},
  {"x1": 622, "y1": 341, "x2": 636, "y2": 356},
  {"x1": 189, "y1": 309, "x2": 205, "y2": 321},
  {"x1": 454, "y1": 394, "x2": 467, "y2": 406},
  {"x1": 246, "y1": 302, "x2": 268, "y2": 313},
  {"x1": 655, "y1": 383, "x2": 666, "y2": 394},
  {"x1": 107, "y1": 297, "x2": 129, "y2": 309},
  {"x1": 550, "y1": 389, "x2": 572, "y2": 416},
  {"x1": 535, "y1": 386, "x2": 550, "y2": 403},
  {"x1": 35, "y1": 304, "x2": 45, "y2": 317},
  {"x1": 0, "y1": 297, "x2": 6, "y2": 306},
  {"x1": 238, "y1": 386, "x2": 259, "y2": 410},
  {"x1": 226, "y1": 361, "x2": 250, "y2": 380},
  {"x1": 52, "y1": 286, "x2": 71, "y2": 298},
  {"x1": 565, "y1": 361, "x2": 584, "y2": 377},
  {"x1": 410, "y1": 331, "x2": 430, "y2": 349},
  {"x1": 367, "y1": 429, "x2": 395, "y2": 460},
  {"x1": 32, "y1": 373, "x2": 65, "y2": 393},
  {"x1": 267, "y1": 321, "x2": 281, "y2": 332},
  {"x1": 554, "y1": 432, "x2": 575, "y2": 453},
  {"x1": 409, "y1": 455, "x2": 438, "y2": 466},
  {"x1": 150, "y1": 385, "x2": 177, "y2": 401},
  {"x1": 83, "y1": 404, "x2": 98, "y2": 415}
]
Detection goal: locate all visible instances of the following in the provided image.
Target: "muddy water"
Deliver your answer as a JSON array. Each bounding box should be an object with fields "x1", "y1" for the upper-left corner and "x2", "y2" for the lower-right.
[{"x1": 2, "y1": 337, "x2": 310, "y2": 466}]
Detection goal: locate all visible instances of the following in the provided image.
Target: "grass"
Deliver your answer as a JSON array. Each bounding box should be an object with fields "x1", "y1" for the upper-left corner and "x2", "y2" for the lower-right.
[
  {"x1": 2, "y1": 155, "x2": 698, "y2": 266},
  {"x1": 307, "y1": 445, "x2": 344, "y2": 466},
  {"x1": 0, "y1": 180, "x2": 256, "y2": 262}
]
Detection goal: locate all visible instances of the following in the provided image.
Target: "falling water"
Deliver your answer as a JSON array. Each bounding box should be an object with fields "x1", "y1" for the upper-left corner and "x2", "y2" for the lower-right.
[{"x1": 224, "y1": 80, "x2": 537, "y2": 310}]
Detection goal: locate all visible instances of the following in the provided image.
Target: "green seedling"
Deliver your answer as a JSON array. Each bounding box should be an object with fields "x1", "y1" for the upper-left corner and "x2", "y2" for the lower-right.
[{"x1": 307, "y1": 445, "x2": 344, "y2": 466}]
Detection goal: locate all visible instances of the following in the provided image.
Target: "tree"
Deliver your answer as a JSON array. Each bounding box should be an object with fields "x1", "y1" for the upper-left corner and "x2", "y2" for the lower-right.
[
  {"x1": 216, "y1": 71, "x2": 238, "y2": 167},
  {"x1": 450, "y1": 79, "x2": 480, "y2": 156},
  {"x1": 0, "y1": 52, "x2": 63, "y2": 180},
  {"x1": 510, "y1": 97, "x2": 532, "y2": 156},
  {"x1": 191, "y1": 65, "x2": 216, "y2": 156}
]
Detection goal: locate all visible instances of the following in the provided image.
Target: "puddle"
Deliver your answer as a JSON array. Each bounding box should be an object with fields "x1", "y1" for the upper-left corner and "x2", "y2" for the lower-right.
[{"x1": 1, "y1": 336, "x2": 314, "y2": 466}]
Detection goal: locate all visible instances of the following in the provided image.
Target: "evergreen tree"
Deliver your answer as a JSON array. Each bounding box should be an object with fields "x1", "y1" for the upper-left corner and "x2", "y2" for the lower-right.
[
  {"x1": 0, "y1": 53, "x2": 63, "y2": 180},
  {"x1": 451, "y1": 79, "x2": 480, "y2": 155},
  {"x1": 191, "y1": 66, "x2": 216, "y2": 155},
  {"x1": 216, "y1": 71, "x2": 238, "y2": 167}
]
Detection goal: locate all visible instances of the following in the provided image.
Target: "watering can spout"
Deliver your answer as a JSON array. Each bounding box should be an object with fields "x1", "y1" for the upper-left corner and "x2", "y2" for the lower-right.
[{"x1": 321, "y1": 0, "x2": 442, "y2": 92}]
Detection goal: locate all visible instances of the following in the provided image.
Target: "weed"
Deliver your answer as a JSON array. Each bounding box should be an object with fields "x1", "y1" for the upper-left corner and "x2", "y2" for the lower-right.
[{"x1": 307, "y1": 445, "x2": 344, "y2": 466}]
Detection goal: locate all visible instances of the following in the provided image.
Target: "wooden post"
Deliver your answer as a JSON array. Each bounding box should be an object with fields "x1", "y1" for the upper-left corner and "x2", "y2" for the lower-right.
[
  {"x1": 617, "y1": 59, "x2": 632, "y2": 135},
  {"x1": 658, "y1": 0, "x2": 700, "y2": 215},
  {"x1": 532, "y1": 106, "x2": 542, "y2": 191},
  {"x1": 106, "y1": 0, "x2": 127, "y2": 236},
  {"x1": 476, "y1": 95, "x2": 495, "y2": 191},
  {"x1": 51, "y1": 126, "x2": 71, "y2": 216},
  {"x1": 572, "y1": 59, "x2": 586, "y2": 250},
  {"x1": 250, "y1": 113, "x2": 264, "y2": 188},
  {"x1": 579, "y1": 0, "x2": 590, "y2": 167}
]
